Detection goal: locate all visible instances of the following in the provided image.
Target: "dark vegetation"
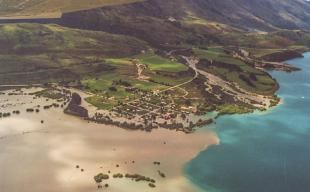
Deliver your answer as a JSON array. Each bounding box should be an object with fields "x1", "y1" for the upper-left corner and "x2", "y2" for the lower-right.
[
  {"x1": 261, "y1": 50, "x2": 304, "y2": 62},
  {"x1": 64, "y1": 93, "x2": 88, "y2": 117}
]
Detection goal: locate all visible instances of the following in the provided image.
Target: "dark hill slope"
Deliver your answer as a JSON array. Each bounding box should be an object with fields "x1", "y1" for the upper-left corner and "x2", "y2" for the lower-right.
[
  {"x1": 60, "y1": 0, "x2": 310, "y2": 34},
  {"x1": 185, "y1": 0, "x2": 310, "y2": 31},
  {"x1": 61, "y1": 0, "x2": 214, "y2": 47},
  {"x1": 232, "y1": 0, "x2": 310, "y2": 30},
  {"x1": 59, "y1": 0, "x2": 310, "y2": 49}
]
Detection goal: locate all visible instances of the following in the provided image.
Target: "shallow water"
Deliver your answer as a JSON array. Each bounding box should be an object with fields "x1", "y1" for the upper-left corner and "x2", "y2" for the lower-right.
[
  {"x1": 0, "y1": 88, "x2": 218, "y2": 192},
  {"x1": 185, "y1": 52, "x2": 310, "y2": 192}
]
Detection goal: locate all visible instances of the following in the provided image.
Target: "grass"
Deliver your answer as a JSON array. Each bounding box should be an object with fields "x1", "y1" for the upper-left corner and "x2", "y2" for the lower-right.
[
  {"x1": 32, "y1": 88, "x2": 64, "y2": 99},
  {"x1": 82, "y1": 73, "x2": 169, "y2": 109},
  {"x1": 149, "y1": 75, "x2": 192, "y2": 86},
  {"x1": 207, "y1": 66, "x2": 276, "y2": 94},
  {"x1": 105, "y1": 58, "x2": 133, "y2": 66},
  {"x1": 137, "y1": 52, "x2": 188, "y2": 72},
  {"x1": 0, "y1": 23, "x2": 147, "y2": 84},
  {"x1": 81, "y1": 51, "x2": 195, "y2": 109},
  {"x1": 0, "y1": 23, "x2": 147, "y2": 57},
  {"x1": 85, "y1": 96, "x2": 116, "y2": 110},
  {"x1": 194, "y1": 48, "x2": 277, "y2": 94},
  {"x1": 194, "y1": 48, "x2": 249, "y2": 67},
  {"x1": 105, "y1": 51, "x2": 188, "y2": 73},
  {"x1": 245, "y1": 48, "x2": 284, "y2": 57},
  {"x1": 217, "y1": 104, "x2": 253, "y2": 115},
  {"x1": 194, "y1": 47, "x2": 259, "y2": 73},
  {"x1": 82, "y1": 73, "x2": 167, "y2": 92},
  {"x1": 182, "y1": 11, "x2": 229, "y2": 32},
  {"x1": 0, "y1": 0, "x2": 141, "y2": 17}
]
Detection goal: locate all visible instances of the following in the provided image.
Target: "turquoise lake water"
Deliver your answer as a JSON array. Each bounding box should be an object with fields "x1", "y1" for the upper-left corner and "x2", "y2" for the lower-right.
[{"x1": 185, "y1": 52, "x2": 310, "y2": 192}]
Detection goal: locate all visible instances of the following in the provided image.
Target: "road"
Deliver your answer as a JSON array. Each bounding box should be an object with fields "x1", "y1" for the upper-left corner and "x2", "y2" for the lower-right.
[{"x1": 159, "y1": 56, "x2": 199, "y2": 93}]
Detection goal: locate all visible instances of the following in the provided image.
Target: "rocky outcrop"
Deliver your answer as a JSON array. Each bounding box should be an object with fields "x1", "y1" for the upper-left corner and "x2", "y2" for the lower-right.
[{"x1": 64, "y1": 93, "x2": 88, "y2": 118}]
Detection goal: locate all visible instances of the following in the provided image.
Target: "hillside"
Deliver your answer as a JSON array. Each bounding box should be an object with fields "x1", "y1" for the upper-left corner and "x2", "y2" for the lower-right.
[
  {"x1": 0, "y1": 0, "x2": 140, "y2": 18},
  {"x1": 0, "y1": 23, "x2": 147, "y2": 84},
  {"x1": 60, "y1": 0, "x2": 310, "y2": 49},
  {"x1": 183, "y1": 0, "x2": 310, "y2": 31},
  {"x1": 2, "y1": 0, "x2": 310, "y2": 30}
]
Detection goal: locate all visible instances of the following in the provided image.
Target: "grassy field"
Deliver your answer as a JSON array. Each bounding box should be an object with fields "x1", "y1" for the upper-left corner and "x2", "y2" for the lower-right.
[
  {"x1": 83, "y1": 73, "x2": 168, "y2": 92},
  {"x1": 137, "y1": 52, "x2": 188, "y2": 72},
  {"x1": 105, "y1": 58, "x2": 133, "y2": 66},
  {"x1": 85, "y1": 95, "x2": 116, "y2": 110},
  {"x1": 104, "y1": 51, "x2": 188, "y2": 73},
  {"x1": 217, "y1": 104, "x2": 253, "y2": 115},
  {"x1": 82, "y1": 73, "x2": 169, "y2": 110}
]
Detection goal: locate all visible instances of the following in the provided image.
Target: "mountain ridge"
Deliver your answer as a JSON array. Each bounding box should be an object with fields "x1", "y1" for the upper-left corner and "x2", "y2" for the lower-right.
[
  {"x1": 1, "y1": 0, "x2": 310, "y2": 32},
  {"x1": 58, "y1": 0, "x2": 310, "y2": 49}
]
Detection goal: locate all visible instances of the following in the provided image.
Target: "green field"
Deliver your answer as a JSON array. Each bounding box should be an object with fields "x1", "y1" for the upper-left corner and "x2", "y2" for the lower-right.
[
  {"x1": 105, "y1": 52, "x2": 188, "y2": 73},
  {"x1": 85, "y1": 96, "x2": 116, "y2": 110},
  {"x1": 217, "y1": 104, "x2": 253, "y2": 115},
  {"x1": 82, "y1": 73, "x2": 167, "y2": 93},
  {"x1": 82, "y1": 73, "x2": 169, "y2": 109},
  {"x1": 137, "y1": 52, "x2": 188, "y2": 72}
]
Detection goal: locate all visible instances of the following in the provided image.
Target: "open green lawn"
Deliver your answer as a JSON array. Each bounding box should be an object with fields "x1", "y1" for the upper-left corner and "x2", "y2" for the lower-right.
[
  {"x1": 104, "y1": 51, "x2": 189, "y2": 73},
  {"x1": 217, "y1": 104, "x2": 253, "y2": 115},
  {"x1": 82, "y1": 73, "x2": 167, "y2": 92},
  {"x1": 85, "y1": 96, "x2": 116, "y2": 110},
  {"x1": 137, "y1": 52, "x2": 188, "y2": 72},
  {"x1": 105, "y1": 58, "x2": 133, "y2": 66}
]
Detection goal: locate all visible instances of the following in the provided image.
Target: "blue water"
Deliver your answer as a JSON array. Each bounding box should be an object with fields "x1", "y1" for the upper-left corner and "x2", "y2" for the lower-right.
[{"x1": 185, "y1": 52, "x2": 310, "y2": 192}]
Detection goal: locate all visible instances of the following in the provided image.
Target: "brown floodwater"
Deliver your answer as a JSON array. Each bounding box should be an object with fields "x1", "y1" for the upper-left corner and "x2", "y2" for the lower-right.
[{"x1": 0, "y1": 88, "x2": 219, "y2": 192}]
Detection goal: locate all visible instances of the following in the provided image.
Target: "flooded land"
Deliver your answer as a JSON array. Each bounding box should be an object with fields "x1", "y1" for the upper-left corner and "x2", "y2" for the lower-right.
[{"x1": 0, "y1": 87, "x2": 218, "y2": 192}]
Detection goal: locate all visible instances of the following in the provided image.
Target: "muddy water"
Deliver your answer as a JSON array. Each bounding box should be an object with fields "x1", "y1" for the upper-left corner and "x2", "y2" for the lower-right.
[{"x1": 0, "y1": 88, "x2": 218, "y2": 192}]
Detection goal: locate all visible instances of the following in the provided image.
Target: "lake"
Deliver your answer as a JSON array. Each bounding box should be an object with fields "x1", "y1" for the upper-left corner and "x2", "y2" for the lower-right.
[{"x1": 185, "y1": 52, "x2": 310, "y2": 192}]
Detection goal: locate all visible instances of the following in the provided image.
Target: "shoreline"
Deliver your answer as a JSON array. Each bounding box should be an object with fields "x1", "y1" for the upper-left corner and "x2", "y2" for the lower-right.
[
  {"x1": 0, "y1": 53, "x2": 307, "y2": 192},
  {"x1": 182, "y1": 51, "x2": 310, "y2": 191},
  {"x1": 0, "y1": 87, "x2": 219, "y2": 192}
]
